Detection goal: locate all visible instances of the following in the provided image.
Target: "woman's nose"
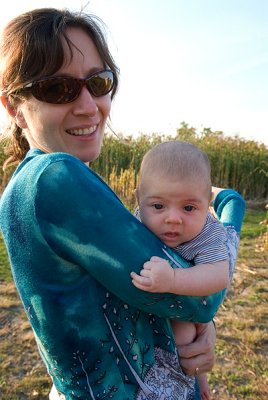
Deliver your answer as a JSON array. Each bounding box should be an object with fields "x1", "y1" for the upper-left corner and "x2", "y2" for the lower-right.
[{"x1": 73, "y1": 86, "x2": 98, "y2": 116}]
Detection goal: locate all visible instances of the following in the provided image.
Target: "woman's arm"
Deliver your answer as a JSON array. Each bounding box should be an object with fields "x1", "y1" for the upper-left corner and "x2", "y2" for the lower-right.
[{"x1": 212, "y1": 187, "x2": 246, "y2": 233}]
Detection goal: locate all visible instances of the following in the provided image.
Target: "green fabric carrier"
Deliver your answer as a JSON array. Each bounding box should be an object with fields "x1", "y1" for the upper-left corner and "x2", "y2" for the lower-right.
[{"x1": 0, "y1": 149, "x2": 244, "y2": 399}]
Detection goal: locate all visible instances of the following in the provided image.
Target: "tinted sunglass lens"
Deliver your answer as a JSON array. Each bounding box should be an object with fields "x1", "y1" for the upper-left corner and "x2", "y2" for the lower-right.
[
  {"x1": 33, "y1": 78, "x2": 80, "y2": 104},
  {"x1": 87, "y1": 71, "x2": 114, "y2": 97}
]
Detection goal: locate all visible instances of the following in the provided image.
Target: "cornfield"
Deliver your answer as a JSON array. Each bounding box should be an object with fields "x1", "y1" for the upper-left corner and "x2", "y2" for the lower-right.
[
  {"x1": 90, "y1": 129, "x2": 268, "y2": 209},
  {"x1": 0, "y1": 127, "x2": 268, "y2": 210}
]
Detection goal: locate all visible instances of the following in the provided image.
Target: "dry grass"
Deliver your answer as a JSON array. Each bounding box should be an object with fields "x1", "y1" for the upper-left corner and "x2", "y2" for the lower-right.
[
  {"x1": 209, "y1": 233, "x2": 268, "y2": 399},
  {"x1": 0, "y1": 283, "x2": 50, "y2": 399}
]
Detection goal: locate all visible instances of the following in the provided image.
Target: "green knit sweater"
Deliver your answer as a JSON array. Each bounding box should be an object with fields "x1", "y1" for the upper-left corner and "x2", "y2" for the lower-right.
[{"x1": 0, "y1": 149, "x2": 245, "y2": 399}]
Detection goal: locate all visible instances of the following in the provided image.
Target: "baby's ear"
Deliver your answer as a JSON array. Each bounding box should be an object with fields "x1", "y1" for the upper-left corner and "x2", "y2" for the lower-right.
[
  {"x1": 0, "y1": 95, "x2": 16, "y2": 117},
  {"x1": 209, "y1": 190, "x2": 214, "y2": 205}
]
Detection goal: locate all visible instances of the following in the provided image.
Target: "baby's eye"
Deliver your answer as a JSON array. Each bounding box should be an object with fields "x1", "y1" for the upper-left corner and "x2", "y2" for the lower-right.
[
  {"x1": 153, "y1": 203, "x2": 163, "y2": 210},
  {"x1": 184, "y1": 205, "x2": 195, "y2": 212}
]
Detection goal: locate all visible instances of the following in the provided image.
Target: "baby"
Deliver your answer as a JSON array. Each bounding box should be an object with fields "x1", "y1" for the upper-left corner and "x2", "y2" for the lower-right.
[{"x1": 131, "y1": 140, "x2": 244, "y2": 399}]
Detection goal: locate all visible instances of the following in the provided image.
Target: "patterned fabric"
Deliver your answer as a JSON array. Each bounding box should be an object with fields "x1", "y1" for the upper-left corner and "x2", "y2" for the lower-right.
[
  {"x1": 0, "y1": 149, "x2": 245, "y2": 399},
  {"x1": 136, "y1": 347, "x2": 195, "y2": 400}
]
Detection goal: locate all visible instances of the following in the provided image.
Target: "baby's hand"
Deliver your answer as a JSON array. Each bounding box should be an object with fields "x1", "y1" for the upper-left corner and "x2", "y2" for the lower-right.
[{"x1": 130, "y1": 256, "x2": 175, "y2": 293}]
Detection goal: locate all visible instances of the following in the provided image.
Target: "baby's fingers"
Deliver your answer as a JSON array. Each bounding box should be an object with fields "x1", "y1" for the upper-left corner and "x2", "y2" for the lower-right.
[
  {"x1": 130, "y1": 271, "x2": 152, "y2": 291},
  {"x1": 150, "y1": 256, "x2": 166, "y2": 262},
  {"x1": 140, "y1": 268, "x2": 152, "y2": 278},
  {"x1": 143, "y1": 261, "x2": 152, "y2": 270}
]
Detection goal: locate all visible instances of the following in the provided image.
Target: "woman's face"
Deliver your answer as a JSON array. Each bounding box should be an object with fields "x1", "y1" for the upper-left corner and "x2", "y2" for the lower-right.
[{"x1": 15, "y1": 28, "x2": 112, "y2": 163}]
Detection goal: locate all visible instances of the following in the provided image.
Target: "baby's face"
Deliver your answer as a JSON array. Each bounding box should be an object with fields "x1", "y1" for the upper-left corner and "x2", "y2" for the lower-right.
[{"x1": 138, "y1": 175, "x2": 210, "y2": 247}]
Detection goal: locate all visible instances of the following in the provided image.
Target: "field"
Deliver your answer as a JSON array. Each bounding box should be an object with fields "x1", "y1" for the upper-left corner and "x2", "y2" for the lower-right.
[{"x1": 0, "y1": 207, "x2": 267, "y2": 399}]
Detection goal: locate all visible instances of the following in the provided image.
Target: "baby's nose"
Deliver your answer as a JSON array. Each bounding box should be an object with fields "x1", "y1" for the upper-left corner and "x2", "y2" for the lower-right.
[{"x1": 165, "y1": 211, "x2": 182, "y2": 224}]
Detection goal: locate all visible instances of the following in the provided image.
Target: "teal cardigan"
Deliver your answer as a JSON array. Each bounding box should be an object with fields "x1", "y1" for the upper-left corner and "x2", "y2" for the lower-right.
[{"x1": 0, "y1": 149, "x2": 245, "y2": 399}]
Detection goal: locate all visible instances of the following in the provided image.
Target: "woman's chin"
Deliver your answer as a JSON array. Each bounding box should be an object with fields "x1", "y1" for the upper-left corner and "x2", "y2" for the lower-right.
[{"x1": 77, "y1": 148, "x2": 101, "y2": 164}]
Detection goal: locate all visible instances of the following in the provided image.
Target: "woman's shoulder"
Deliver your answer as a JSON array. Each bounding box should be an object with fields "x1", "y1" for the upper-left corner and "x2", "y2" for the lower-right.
[
  {"x1": 13, "y1": 149, "x2": 88, "y2": 181},
  {"x1": 1, "y1": 150, "x2": 90, "y2": 204},
  {"x1": 25, "y1": 149, "x2": 84, "y2": 168}
]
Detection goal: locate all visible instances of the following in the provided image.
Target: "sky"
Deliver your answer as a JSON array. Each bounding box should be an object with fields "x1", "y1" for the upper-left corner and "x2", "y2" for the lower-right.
[{"x1": 0, "y1": 0, "x2": 268, "y2": 146}]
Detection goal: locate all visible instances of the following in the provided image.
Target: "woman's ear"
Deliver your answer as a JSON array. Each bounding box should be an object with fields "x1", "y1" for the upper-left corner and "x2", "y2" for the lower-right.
[
  {"x1": 0, "y1": 95, "x2": 16, "y2": 117},
  {"x1": 14, "y1": 110, "x2": 27, "y2": 129},
  {"x1": 0, "y1": 95, "x2": 27, "y2": 128}
]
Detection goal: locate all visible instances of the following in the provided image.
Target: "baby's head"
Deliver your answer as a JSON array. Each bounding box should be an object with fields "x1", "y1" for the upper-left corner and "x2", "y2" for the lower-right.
[
  {"x1": 138, "y1": 140, "x2": 212, "y2": 198},
  {"x1": 135, "y1": 141, "x2": 212, "y2": 247}
]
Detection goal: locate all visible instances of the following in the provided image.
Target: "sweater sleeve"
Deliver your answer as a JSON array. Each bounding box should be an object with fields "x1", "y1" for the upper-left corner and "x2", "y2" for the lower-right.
[
  {"x1": 213, "y1": 189, "x2": 246, "y2": 285},
  {"x1": 36, "y1": 157, "x2": 226, "y2": 322},
  {"x1": 213, "y1": 189, "x2": 246, "y2": 233}
]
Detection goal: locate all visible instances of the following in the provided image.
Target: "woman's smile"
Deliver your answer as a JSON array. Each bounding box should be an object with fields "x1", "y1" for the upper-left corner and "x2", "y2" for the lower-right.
[{"x1": 66, "y1": 125, "x2": 98, "y2": 136}]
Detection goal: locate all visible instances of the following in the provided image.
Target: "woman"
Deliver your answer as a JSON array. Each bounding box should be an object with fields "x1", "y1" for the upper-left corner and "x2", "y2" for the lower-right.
[{"x1": 0, "y1": 8, "x2": 224, "y2": 399}]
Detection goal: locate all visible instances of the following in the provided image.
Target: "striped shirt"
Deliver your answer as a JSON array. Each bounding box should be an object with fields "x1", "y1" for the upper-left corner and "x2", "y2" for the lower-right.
[{"x1": 174, "y1": 212, "x2": 229, "y2": 265}]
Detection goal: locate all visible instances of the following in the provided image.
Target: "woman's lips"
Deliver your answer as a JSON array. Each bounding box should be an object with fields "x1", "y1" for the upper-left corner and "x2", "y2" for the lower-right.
[{"x1": 66, "y1": 125, "x2": 97, "y2": 136}]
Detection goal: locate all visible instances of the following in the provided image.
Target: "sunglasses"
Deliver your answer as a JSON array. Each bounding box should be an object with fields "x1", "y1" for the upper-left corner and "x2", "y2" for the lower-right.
[{"x1": 18, "y1": 69, "x2": 115, "y2": 104}]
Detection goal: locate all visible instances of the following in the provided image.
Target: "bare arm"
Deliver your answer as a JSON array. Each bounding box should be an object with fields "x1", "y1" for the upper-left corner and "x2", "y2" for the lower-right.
[{"x1": 131, "y1": 255, "x2": 229, "y2": 295}]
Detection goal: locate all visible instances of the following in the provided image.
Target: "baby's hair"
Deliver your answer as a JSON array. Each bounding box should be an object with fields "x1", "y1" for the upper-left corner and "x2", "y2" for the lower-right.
[{"x1": 138, "y1": 140, "x2": 212, "y2": 198}]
